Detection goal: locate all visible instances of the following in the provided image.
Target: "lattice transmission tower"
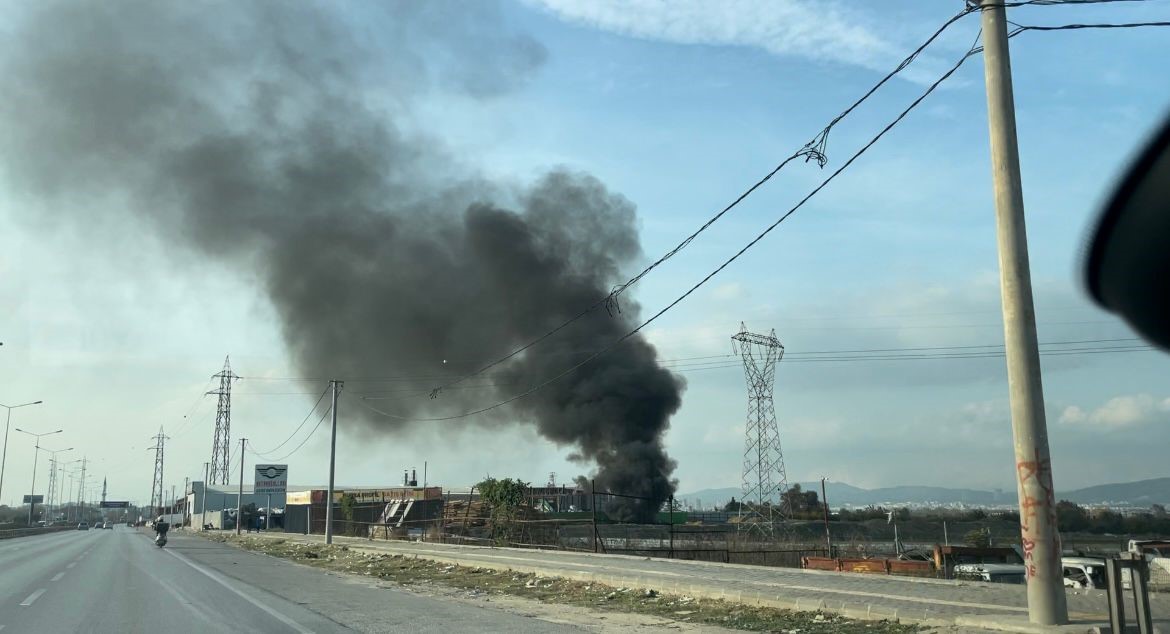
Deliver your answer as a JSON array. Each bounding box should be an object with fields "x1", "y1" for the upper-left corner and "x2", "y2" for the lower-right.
[
  {"x1": 45, "y1": 457, "x2": 57, "y2": 516},
  {"x1": 732, "y1": 323, "x2": 789, "y2": 534},
  {"x1": 207, "y1": 356, "x2": 240, "y2": 485},
  {"x1": 148, "y1": 428, "x2": 168, "y2": 516}
]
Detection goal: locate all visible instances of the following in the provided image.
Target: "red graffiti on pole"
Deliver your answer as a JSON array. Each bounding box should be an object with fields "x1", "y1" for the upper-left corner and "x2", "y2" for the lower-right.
[{"x1": 1016, "y1": 450, "x2": 1060, "y2": 579}]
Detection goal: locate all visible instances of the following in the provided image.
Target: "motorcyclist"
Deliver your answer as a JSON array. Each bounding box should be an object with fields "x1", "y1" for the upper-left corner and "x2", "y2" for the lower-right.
[{"x1": 154, "y1": 515, "x2": 170, "y2": 544}]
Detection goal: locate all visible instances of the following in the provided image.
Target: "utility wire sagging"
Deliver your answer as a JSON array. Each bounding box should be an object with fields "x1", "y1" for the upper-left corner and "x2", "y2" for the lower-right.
[
  {"x1": 351, "y1": 25, "x2": 990, "y2": 424},
  {"x1": 249, "y1": 386, "x2": 331, "y2": 456},
  {"x1": 352, "y1": 13, "x2": 1170, "y2": 423},
  {"x1": 424, "y1": 4, "x2": 985, "y2": 398}
]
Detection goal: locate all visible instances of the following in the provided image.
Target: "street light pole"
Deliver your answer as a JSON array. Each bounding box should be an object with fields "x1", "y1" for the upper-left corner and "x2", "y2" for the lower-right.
[
  {"x1": 16, "y1": 428, "x2": 64, "y2": 525},
  {"x1": 0, "y1": 400, "x2": 43, "y2": 505}
]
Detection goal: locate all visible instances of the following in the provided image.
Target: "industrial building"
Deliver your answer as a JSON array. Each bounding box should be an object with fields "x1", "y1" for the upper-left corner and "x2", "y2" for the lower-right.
[{"x1": 284, "y1": 486, "x2": 443, "y2": 536}]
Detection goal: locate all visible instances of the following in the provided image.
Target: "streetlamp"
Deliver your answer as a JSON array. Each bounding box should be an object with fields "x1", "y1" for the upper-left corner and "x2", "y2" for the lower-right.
[
  {"x1": 15, "y1": 427, "x2": 63, "y2": 525},
  {"x1": 40, "y1": 447, "x2": 73, "y2": 524},
  {"x1": 0, "y1": 400, "x2": 43, "y2": 504}
]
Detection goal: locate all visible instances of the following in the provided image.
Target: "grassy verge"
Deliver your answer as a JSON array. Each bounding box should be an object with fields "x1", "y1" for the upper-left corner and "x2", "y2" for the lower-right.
[{"x1": 205, "y1": 534, "x2": 920, "y2": 633}]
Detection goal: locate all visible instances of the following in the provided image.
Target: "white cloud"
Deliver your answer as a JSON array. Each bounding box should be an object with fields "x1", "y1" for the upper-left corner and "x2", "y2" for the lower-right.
[
  {"x1": 1059, "y1": 405, "x2": 1087, "y2": 425},
  {"x1": 525, "y1": 0, "x2": 906, "y2": 73},
  {"x1": 712, "y1": 282, "x2": 745, "y2": 302},
  {"x1": 1059, "y1": 394, "x2": 1170, "y2": 429}
]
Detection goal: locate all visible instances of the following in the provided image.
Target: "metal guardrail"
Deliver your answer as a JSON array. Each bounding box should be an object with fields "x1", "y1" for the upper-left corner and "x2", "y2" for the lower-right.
[{"x1": 0, "y1": 526, "x2": 75, "y2": 540}]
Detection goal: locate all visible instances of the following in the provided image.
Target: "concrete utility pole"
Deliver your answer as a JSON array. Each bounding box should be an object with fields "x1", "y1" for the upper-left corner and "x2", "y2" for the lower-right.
[
  {"x1": 821, "y1": 478, "x2": 832, "y2": 556},
  {"x1": 325, "y1": 380, "x2": 342, "y2": 545},
  {"x1": 236, "y1": 438, "x2": 246, "y2": 535},
  {"x1": 977, "y1": 0, "x2": 1067, "y2": 625},
  {"x1": 202, "y1": 461, "x2": 209, "y2": 530}
]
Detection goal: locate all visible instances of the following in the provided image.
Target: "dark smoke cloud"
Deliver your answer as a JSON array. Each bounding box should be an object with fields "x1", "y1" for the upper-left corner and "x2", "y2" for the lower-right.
[{"x1": 1, "y1": 0, "x2": 682, "y2": 519}]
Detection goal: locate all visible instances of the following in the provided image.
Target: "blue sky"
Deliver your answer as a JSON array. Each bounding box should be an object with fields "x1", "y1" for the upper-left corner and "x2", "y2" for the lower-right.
[{"x1": 1, "y1": 0, "x2": 1169, "y2": 507}]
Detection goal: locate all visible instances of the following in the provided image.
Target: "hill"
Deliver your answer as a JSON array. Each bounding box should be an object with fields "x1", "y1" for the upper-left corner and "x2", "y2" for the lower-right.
[
  {"x1": 1060, "y1": 477, "x2": 1170, "y2": 505},
  {"x1": 678, "y1": 477, "x2": 1170, "y2": 509}
]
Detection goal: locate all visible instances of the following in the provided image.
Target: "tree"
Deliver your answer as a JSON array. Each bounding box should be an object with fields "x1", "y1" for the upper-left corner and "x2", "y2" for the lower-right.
[
  {"x1": 477, "y1": 477, "x2": 529, "y2": 545},
  {"x1": 1055, "y1": 500, "x2": 1088, "y2": 532},
  {"x1": 338, "y1": 493, "x2": 357, "y2": 536},
  {"x1": 723, "y1": 497, "x2": 743, "y2": 513},
  {"x1": 1091, "y1": 509, "x2": 1124, "y2": 534},
  {"x1": 964, "y1": 528, "x2": 992, "y2": 548},
  {"x1": 781, "y1": 484, "x2": 821, "y2": 515},
  {"x1": 1152, "y1": 504, "x2": 1167, "y2": 518}
]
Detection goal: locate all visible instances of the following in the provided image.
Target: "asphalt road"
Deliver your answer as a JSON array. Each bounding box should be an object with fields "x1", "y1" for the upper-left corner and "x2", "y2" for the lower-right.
[{"x1": 0, "y1": 527, "x2": 585, "y2": 633}]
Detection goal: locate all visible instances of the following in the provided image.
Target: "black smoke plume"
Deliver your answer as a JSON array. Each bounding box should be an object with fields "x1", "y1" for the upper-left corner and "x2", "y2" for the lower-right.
[{"x1": 0, "y1": 0, "x2": 682, "y2": 519}]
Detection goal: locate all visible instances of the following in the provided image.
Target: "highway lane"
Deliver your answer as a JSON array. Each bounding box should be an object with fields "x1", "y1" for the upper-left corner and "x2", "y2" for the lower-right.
[{"x1": 0, "y1": 527, "x2": 585, "y2": 632}]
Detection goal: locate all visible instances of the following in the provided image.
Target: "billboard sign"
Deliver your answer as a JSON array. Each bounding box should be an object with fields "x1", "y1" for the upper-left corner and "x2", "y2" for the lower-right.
[
  {"x1": 100, "y1": 501, "x2": 129, "y2": 508},
  {"x1": 254, "y1": 464, "x2": 288, "y2": 495},
  {"x1": 23, "y1": 494, "x2": 43, "y2": 504}
]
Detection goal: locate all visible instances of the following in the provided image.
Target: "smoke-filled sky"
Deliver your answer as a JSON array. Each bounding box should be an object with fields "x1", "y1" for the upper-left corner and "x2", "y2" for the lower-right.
[{"x1": 1, "y1": 0, "x2": 1169, "y2": 508}]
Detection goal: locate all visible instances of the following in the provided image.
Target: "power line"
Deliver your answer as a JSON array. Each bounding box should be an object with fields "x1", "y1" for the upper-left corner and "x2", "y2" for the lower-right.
[
  {"x1": 1008, "y1": 20, "x2": 1170, "y2": 35},
  {"x1": 779, "y1": 336, "x2": 1143, "y2": 356},
  {"x1": 266, "y1": 406, "x2": 332, "y2": 462},
  {"x1": 170, "y1": 377, "x2": 215, "y2": 439},
  {"x1": 665, "y1": 344, "x2": 1154, "y2": 368},
  {"x1": 414, "y1": 0, "x2": 1168, "y2": 403},
  {"x1": 357, "y1": 27, "x2": 988, "y2": 423},
  {"x1": 228, "y1": 16, "x2": 1170, "y2": 423},
  {"x1": 1007, "y1": 0, "x2": 1162, "y2": 6},
  {"x1": 214, "y1": 337, "x2": 1147, "y2": 401},
  {"x1": 421, "y1": 5, "x2": 986, "y2": 399},
  {"x1": 249, "y1": 386, "x2": 330, "y2": 456}
]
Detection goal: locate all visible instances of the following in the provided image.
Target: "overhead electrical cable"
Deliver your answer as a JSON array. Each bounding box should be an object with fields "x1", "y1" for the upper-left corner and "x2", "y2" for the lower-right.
[
  {"x1": 423, "y1": 5, "x2": 984, "y2": 398},
  {"x1": 422, "y1": 1, "x2": 1169, "y2": 397},
  {"x1": 267, "y1": 406, "x2": 332, "y2": 462},
  {"x1": 249, "y1": 385, "x2": 330, "y2": 456},
  {"x1": 1007, "y1": 20, "x2": 1170, "y2": 34},
  {"x1": 356, "y1": 18, "x2": 1163, "y2": 422},
  {"x1": 355, "y1": 30, "x2": 991, "y2": 423}
]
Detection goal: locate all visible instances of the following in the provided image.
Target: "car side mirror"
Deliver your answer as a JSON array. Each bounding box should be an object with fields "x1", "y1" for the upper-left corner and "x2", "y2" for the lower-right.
[{"x1": 1085, "y1": 112, "x2": 1170, "y2": 351}]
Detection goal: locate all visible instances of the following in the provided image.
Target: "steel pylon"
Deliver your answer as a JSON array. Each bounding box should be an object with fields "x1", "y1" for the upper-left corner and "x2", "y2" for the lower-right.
[{"x1": 732, "y1": 323, "x2": 788, "y2": 535}]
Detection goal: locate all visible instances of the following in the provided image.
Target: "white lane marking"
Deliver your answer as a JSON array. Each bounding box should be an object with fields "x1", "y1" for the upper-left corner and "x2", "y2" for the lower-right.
[
  {"x1": 164, "y1": 549, "x2": 314, "y2": 634},
  {"x1": 50, "y1": 572, "x2": 64, "y2": 582},
  {"x1": 66, "y1": 562, "x2": 76, "y2": 569},
  {"x1": 19, "y1": 589, "x2": 46, "y2": 606},
  {"x1": 156, "y1": 579, "x2": 222, "y2": 629}
]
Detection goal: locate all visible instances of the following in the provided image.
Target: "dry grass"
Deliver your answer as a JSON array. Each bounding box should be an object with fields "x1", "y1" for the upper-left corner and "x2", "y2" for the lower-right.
[{"x1": 207, "y1": 533, "x2": 921, "y2": 633}]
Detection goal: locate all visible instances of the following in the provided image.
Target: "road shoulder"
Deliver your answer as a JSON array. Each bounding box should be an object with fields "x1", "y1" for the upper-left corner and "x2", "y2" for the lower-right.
[{"x1": 202, "y1": 531, "x2": 928, "y2": 633}]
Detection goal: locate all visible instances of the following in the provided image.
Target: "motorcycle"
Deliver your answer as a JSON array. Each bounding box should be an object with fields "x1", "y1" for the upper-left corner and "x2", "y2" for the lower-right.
[{"x1": 155, "y1": 532, "x2": 167, "y2": 548}]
